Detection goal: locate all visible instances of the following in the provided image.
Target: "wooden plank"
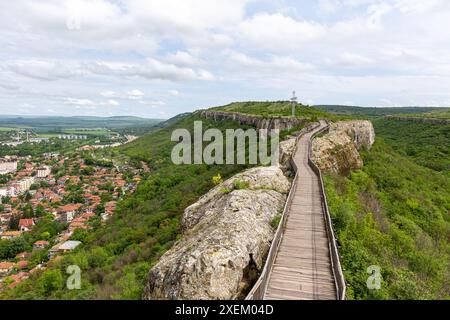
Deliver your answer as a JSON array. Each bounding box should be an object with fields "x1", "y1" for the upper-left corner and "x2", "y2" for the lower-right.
[{"x1": 262, "y1": 122, "x2": 338, "y2": 301}]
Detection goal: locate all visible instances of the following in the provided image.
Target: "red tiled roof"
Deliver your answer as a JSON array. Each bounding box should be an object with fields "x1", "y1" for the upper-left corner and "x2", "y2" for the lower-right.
[
  {"x1": 34, "y1": 240, "x2": 49, "y2": 246},
  {"x1": 19, "y1": 219, "x2": 34, "y2": 228},
  {"x1": 1, "y1": 231, "x2": 23, "y2": 237},
  {"x1": 16, "y1": 260, "x2": 28, "y2": 269},
  {"x1": 15, "y1": 252, "x2": 31, "y2": 259},
  {"x1": 81, "y1": 212, "x2": 95, "y2": 218},
  {"x1": 0, "y1": 261, "x2": 15, "y2": 269},
  {"x1": 58, "y1": 203, "x2": 82, "y2": 212}
]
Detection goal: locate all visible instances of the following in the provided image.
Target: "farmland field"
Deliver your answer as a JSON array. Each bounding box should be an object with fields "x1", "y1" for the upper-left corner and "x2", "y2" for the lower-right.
[{"x1": 61, "y1": 129, "x2": 112, "y2": 136}]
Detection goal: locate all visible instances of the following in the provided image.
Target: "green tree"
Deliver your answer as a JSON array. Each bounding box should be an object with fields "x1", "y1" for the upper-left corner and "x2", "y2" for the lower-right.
[
  {"x1": 0, "y1": 237, "x2": 30, "y2": 259},
  {"x1": 37, "y1": 269, "x2": 64, "y2": 295},
  {"x1": 35, "y1": 204, "x2": 46, "y2": 217},
  {"x1": 22, "y1": 203, "x2": 34, "y2": 218}
]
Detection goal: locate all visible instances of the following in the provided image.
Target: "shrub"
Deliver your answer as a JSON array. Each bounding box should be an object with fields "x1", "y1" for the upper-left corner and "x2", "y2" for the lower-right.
[{"x1": 233, "y1": 180, "x2": 250, "y2": 190}]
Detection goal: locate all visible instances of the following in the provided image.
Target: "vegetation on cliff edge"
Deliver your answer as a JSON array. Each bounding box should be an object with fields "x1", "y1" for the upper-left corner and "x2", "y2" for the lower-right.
[{"x1": 324, "y1": 120, "x2": 449, "y2": 299}]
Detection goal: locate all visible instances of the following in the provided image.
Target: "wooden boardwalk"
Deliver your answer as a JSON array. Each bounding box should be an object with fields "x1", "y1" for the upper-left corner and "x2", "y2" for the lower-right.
[{"x1": 264, "y1": 121, "x2": 338, "y2": 300}]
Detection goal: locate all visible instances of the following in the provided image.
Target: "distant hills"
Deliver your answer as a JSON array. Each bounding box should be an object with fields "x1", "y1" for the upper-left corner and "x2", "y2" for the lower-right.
[
  {"x1": 0, "y1": 115, "x2": 164, "y2": 132},
  {"x1": 314, "y1": 105, "x2": 450, "y2": 118}
]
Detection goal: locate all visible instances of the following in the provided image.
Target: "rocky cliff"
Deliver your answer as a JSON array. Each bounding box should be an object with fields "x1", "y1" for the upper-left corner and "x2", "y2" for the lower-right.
[
  {"x1": 142, "y1": 166, "x2": 290, "y2": 300},
  {"x1": 311, "y1": 120, "x2": 375, "y2": 175},
  {"x1": 201, "y1": 110, "x2": 307, "y2": 130}
]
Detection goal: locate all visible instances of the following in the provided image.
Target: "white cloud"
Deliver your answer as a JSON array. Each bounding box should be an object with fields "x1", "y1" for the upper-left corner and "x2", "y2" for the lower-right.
[
  {"x1": 99, "y1": 90, "x2": 116, "y2": 98},
  {"x1": 317, "y1": 0, "x2": 341, "y2": 13},
  {"x1": 237, "y1": 13, "x2": 326, "y2": 52},
  {"x1": 165, "y1": 51, "x2": 201, "y2": 67},
  {"x1": 63, "y1": 98, "x2": 95, "y2": 106},
  {"x1": 126, "y1": 89, "x2": 145, "y2": 100},
  {"x1": 85, "y1": 59, "x2": 215, "y2": 81},
  {"x1": 3, "y1": 58, "x2": 215, "y2": 82},
  {"x1": 394, "y1": 0, "x2": 443, "y2": 13},
  {"x1": 330, "y1": 52, "x2": 375, "y2": 67},
  {"x1": 100, "y1": 89, "x2": 145, "y2": 100},
  {"x1": 0, "y1": 83, "x2": 20, "y2": 90},
  {"x1": 127, "y1": 0, "x2": 249, "y2": 32},
  {"x1": 5, "y1": 59, "x2": 84, "y2": 81},
  {"x1": 62, "y1": 97, "x2": 119, "y2": 107},
  {"x1": 169, "y1": 90, "x2": 180, "y2": 97},
  {"x1": 106, "y1": 99, "x2": 119, "y2": 106},
  {"x1": 139, "y1": 100, "x2": 166, "y2": 107},
  {"x1": 226, "y1": 52, "x2": 315, "y2": 76}
]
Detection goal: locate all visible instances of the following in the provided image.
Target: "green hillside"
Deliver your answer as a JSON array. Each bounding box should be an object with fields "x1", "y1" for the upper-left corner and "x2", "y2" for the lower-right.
[
  {"x1": 212, "y1": 101, "x2": 337, "y2": 120},
  {"x1": 323, "y1": 115, "x2": 450, "y2": 299},
  {"x1": 373, "y1": 119, "x2": 450, "y2": 172},
  {"x1": 0, "y1": 112, "x2": 269, "y2": 299}
]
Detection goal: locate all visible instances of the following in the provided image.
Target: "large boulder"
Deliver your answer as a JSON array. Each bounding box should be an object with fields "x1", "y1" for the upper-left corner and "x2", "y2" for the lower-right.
[
  {"x1": 142, "y1": 166, "x2": 290, "y2": 300},
  {"x1": 312, "y1": 120, "x2": 375, "y2": 175}
]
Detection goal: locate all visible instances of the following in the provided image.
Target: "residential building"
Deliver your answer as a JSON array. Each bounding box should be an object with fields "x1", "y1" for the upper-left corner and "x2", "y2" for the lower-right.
[
  {"x1": 15, "y1": 252, "x2": 32, "y2": 260},
  {"x1": 4, "y1": 272, "x2": 29, "y2": 289},
  {"x1": 0, "y1": 261, "x2": 15, "y2": 275},
  {"x1": 33, "y1": 240, "x2": 49, "y2": 250},
  {"x1": 48, "y1": 240, "x2": 81, "y2": 258},
  {"x1": 9, "y1": 177, "x2": 35, "y2": 195},
  {"x1": 57, "y1": 203, "x2": 82, "y2": 223},
  {"x1": 18, "y1": 218, "x2": 35, "y2": 232},
  {"x1": 15, "y1": 260, "x2": 28, "y2": 270},
  {"x1": 0, "y1": 161, "x2": 17, "y2": 175},
  {"x1": 37, "y1": 166, "x2": 51, "y2": 178},
  {"x1": 0, "y1": 230, "x2": 23, "y2": 239},
  {"x1": 0, "y1": 186, "x2": 17, "y2": 198}
]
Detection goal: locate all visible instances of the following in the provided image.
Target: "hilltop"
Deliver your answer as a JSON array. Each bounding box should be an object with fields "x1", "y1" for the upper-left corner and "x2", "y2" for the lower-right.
[{"x1": 211, "y1": 101, "x2": 333, "y2": 120}]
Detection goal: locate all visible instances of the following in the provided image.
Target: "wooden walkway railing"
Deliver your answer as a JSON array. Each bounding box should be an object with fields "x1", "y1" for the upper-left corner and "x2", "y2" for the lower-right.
[
  {"x1": 308, "y1": 123, "x2": 346, "y2": 300},
  {"x1": 246, "y1": 120, "x2": 346, "y2": 300}
]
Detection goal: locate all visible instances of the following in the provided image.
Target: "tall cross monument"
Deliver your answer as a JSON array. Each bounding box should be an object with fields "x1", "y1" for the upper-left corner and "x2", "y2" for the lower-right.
[{"x1": 290, "y1": 90, "x2": 298, "y2": 117}]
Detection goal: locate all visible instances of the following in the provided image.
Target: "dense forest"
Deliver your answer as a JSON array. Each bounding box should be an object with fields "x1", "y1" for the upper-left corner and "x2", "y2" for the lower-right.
[{"x1": 372, "y1": 119, "x2": 449, "y2": 172}]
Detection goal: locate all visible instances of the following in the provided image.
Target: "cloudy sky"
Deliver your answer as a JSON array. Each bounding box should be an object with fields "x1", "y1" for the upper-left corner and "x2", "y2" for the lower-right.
[{"x1": 1, "y1": 0, "x2": 450, "y2": 118}]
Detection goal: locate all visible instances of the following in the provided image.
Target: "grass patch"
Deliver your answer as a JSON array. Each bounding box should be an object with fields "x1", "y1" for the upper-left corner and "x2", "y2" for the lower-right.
[{"x1": 270, "y1": 215, "x2": 282, "y2": 230}]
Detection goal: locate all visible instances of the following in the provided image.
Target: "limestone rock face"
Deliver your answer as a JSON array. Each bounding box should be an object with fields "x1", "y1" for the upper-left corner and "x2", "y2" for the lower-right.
[
  {"x1": 329, "y1": 120, "x2": 375, "y2": 151},
  {"x1": 279, "y1": 136, "x2": 297, "y2": 172},
  {"x1": 201, "y1": 110, "x2": 307, "y2": 130},
  {"x1": 142, "y1": 166, "x2": 290, "y2": 300},
  {"x1": 312, "y1": 120, "x2": 375, "y2": 175}
]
